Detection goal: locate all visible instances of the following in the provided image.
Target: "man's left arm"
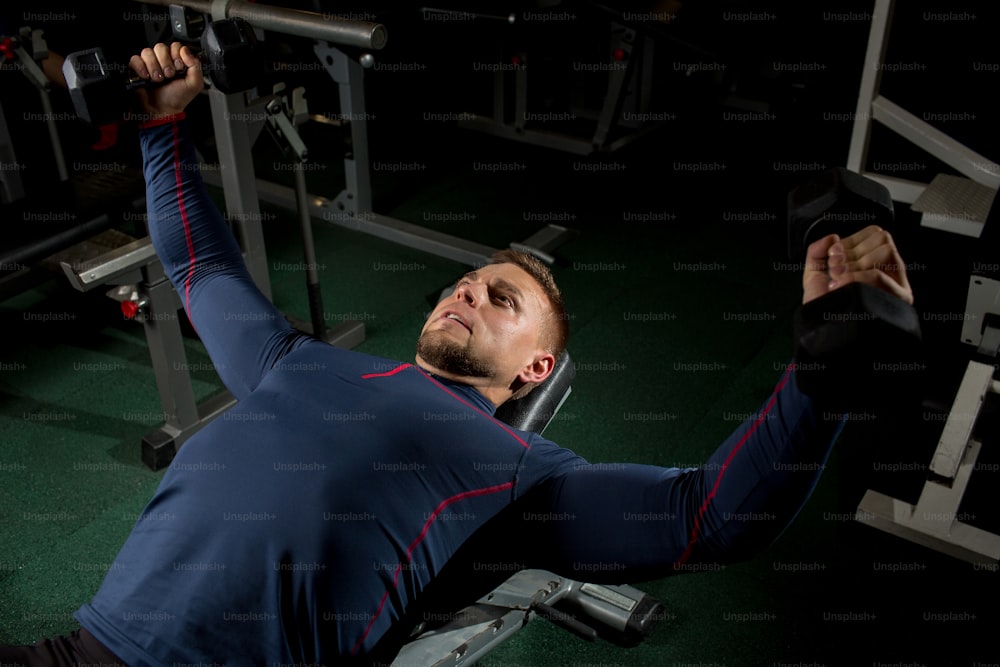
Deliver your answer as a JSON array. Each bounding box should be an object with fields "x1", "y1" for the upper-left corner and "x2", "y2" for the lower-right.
[
  {"x1": 525, "y1": 366, "x2": 843, "y2": 580},
  {"x1": 526, "y1": 225, "x2": 913, "y2": 578}
]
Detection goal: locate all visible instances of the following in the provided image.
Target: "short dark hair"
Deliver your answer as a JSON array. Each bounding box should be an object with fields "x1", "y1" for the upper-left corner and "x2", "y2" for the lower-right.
[{"x1": 489, "y1": 249, "x2": 569, "y2": 398}]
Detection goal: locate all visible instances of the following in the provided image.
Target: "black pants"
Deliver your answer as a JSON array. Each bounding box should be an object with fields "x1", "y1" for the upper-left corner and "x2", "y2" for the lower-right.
[{"x1": 0, "y1": 628, "x2": 126, "y2": 666}]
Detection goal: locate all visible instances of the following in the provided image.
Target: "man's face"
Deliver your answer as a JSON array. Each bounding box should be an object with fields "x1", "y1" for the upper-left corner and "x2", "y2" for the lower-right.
[{"x1": 416, "y1": 263, "x2": 554, "y2": 397}]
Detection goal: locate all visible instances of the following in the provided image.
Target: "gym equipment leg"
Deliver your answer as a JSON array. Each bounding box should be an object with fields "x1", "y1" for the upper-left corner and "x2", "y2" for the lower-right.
[
  {"x1": 61, "y1": 241, "x2": 237, "y2": 470},
  {"x1": 856, "y1": 360, "x2": 1000, "y2": 564}
]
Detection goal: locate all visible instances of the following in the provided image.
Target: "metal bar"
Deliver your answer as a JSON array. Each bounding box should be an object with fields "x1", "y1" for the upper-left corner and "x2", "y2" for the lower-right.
[
  {"x1": 846, "y1": 0, "x2": 894, "y2": 173},
  {"x1": 856, "y1": 486, "x2": 1000, "y2": 564},
  {"x1": 141, "y1": 267, "x2": 200, "y2": 434},
  {"x1": 17, "y1": 40, "x2": 70, "y2": 182},
  {"x1": 207, "y1": 87, "x2": 273, "y2": 300},
  {"x1": 929, "y1": 360, "x2": 995, "y2": 479},
  {"x1": 293, "y1": 163, "x2": 326, "y2": 338},
  {"x1": 514, "y1": 54, "x2": 527, "y2": 133},
  {"x1": 38, "y1": 86, "x2": 68, "y2": 182},
  {"x1": 201, "y1": 169, "x2": 497, "y2": 266},
  {"x1": 493, "y1": 43, "x2": 506, "y2": 127},
  {"x1": 871, "y1": 96, "x2": 1000, "y2": 190},
  {"x1": 0, "y1": 213, "x2": 114, "y2": 268},
  {"x1": 262, "y1": 177, "x2": 497, "y2": 267},
  {"x1": 133, "y1": 0, "x2": 386, "y2": 49},
  {"x1": 592, "y1": 24, "x2": 634, "y2": 150},
  {"x1": 0, "y1": 100, "x2": 26, "y2": 204},
  {"x1": 510, "y1": 224, "x2": 572, "y2": 265},
  {"x1": 457, "y1": 117, "x2": 595, "y2": 155}
]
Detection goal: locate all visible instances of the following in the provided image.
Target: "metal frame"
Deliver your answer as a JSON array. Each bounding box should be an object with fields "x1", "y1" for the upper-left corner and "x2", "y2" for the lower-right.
[
  {"x1": 60, "y1": 238, "x2": 238, "y2": 470},
  {"x1": 0, "y1": 26, "x2": 69, "y2": 204},
  {"x1": 0, "y1": 100, "x2": 25, "y2": 204},
  {"x1": 962, "y1": 275, "x2": 1000, "y2": 354},
  {"x1": 458, "y1": 21, "x2": 661, "y2": 155},
  {"x1": 856, "y1": 360, "x2": 1000, "y2": 564},
  {"x1": 391, "y1": 569, "x2": 661, "y2": 666},
  {"x1": 137, "y1": 0, "x2": 386, "y2": 50},
  {"x1": 206, "y1": 87, "x2": 274, "y2": 297},
  {"x1": 200, "y1": 40, "x2": 574, "y2": 267},
  {"x1": 850, "y1": 0, "x2": 1000, "y2": 562},
  {"x1": 845, "y1": 0, "x2": 999, "y2": 234}
]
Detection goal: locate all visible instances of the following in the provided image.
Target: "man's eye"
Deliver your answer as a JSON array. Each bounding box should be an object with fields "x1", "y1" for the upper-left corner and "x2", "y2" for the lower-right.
[{"x1": 495, "y1": 294, "x2": 513, "y2": 307}]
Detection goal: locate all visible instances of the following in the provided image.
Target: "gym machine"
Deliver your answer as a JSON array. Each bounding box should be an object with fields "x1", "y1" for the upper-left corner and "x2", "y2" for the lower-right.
[
  {"x1": 434, "y1": 4, "x2": 669, "y2": 155},
  {"x1": 853, "y1": 217, "x2": 1000, "y2": 564},
  {"x1": 0, "y1": 24, "x2": 68, "y2": 200},
  {"x1": 842, "y1": 0, "x2": 1000, "y2": 563},
  {"x1": 136, "y1": 0, "x2": 575, "y2": 267},
  {"x1": 846, "y1": 0, "x2": 998, "y2": 239},
  {"x1": 0, "y1": 24, "x2": 148, "y2": 302}
]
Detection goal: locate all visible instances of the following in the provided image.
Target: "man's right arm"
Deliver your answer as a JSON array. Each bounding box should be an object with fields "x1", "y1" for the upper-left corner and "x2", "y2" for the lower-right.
[{"x1": 134, "y1": 43, "x2": 308, "y2": 400}]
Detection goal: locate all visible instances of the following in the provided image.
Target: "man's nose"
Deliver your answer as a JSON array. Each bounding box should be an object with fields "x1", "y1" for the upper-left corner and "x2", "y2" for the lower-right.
[{"x1": 454, "y1": 282, "x2": 482, "y2": 306}]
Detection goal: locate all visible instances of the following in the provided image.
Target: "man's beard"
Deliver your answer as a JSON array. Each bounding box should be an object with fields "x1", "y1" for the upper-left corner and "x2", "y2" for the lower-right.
[{"x1": 416, "y1": 330, "x2": 496, "y2": 379}]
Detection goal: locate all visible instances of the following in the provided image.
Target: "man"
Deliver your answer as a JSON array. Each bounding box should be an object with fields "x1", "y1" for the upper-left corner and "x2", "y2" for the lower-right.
[{"x1": 1, "y1": 43, "x2": 914, "y2": 665}]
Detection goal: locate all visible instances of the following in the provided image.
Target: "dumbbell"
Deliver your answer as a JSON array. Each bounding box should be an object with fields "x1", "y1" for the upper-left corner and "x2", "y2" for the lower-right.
[
  {"x1": 62, "y1": 17, "x2": 259, "y2": 126},
  {"x1": 788, "y1": 168, "x2": 924, "y2": 408}
]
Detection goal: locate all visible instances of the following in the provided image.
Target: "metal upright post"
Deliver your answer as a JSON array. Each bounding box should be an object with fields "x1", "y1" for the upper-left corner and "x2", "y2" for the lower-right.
[{"x1": 207, "y1": 88, "x2": 274, "y2": 299}]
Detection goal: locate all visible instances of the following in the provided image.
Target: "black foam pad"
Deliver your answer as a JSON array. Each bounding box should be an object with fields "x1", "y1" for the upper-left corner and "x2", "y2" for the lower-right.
[{"x1": 493, "y1": 350, "x2": 575, "y2": 434}]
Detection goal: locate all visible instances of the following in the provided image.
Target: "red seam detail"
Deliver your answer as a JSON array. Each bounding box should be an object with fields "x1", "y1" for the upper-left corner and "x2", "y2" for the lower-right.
[
  {"x1": 673, "y1": 364, "x2": 795, "y2": 567},
  {"x1": 170, "y1": 122, "x2": 198, "y2": 315},
  {"x1": 415, "y1": 369, "x2": 530, "y2": 449},
  {"x1": 350, "y1": 481, "x2": 515, "y2": 654},
  {"x1": 361, "y1": 363, "x2": 412, "y2": 379}
]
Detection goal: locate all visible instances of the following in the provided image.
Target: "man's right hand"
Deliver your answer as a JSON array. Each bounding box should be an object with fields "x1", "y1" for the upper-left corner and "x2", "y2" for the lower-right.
[{"x1": 128, "y1": 42, "x2": 204, "y2": 121}]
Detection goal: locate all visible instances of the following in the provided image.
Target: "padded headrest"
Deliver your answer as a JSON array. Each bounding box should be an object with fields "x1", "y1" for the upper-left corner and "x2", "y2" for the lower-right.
[{"x1": 493, "y1": 350, "x2": 575, "y2": 435}]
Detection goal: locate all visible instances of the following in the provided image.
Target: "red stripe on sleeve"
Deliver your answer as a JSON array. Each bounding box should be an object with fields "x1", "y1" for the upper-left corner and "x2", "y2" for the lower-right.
[
  {"x1": 672, "y1": 364, "x2": 795, "y2": 568},
  {"x1": 169, "y1": 121, "x2": 198, "y2": 315}
]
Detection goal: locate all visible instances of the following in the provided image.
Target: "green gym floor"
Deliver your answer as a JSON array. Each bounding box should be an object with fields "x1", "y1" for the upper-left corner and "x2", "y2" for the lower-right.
[{"x1": 2, "y1": 9, "x2": 1000, "y2": 665}]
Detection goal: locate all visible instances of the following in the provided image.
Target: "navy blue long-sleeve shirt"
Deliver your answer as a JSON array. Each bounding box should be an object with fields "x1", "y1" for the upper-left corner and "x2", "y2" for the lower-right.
[{"x1": 74, "y1": 114, "x2": 844, "y2": 665}]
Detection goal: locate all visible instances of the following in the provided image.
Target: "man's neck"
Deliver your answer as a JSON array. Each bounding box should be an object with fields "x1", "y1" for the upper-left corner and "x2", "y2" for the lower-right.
[{"x1": 414, "y1": 356, "x2": 510, "y2": 409}]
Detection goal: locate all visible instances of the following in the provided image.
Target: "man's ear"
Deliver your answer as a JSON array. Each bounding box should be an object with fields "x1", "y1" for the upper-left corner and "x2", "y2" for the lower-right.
[{"x1": 517, "y1": 352, "x2": 556, "y2": 386}]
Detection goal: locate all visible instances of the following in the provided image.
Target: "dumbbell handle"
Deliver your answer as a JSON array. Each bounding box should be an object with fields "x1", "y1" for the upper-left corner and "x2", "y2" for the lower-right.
[
  {"x1": 134, "y1": 0, "x2": 387, "y2": 50},
  {"x1": 122, "y1": 55, "x2": 207, "y2": 92}
]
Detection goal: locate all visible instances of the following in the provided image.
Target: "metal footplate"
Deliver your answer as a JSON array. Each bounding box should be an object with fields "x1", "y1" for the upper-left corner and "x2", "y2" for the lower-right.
[{"x1": 911, "y1": 173, "x2": 996, "y2": 239}]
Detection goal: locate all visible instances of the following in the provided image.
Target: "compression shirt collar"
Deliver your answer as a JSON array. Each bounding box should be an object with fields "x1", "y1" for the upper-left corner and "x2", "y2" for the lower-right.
[{"x1": 422, "y1": 371, "x2": 497, "y2": 416}]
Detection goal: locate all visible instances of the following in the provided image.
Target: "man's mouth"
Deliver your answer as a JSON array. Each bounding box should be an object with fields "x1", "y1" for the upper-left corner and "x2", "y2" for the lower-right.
[{"x1": 441, "y1": 311, "x2": 472, "y2": 333}]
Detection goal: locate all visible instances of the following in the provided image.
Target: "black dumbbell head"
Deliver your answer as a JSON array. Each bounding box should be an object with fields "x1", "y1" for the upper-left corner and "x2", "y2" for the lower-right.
[
  {"x1": 787, "y1": 167, "x2": 894, "y2": 259},
  {"x1": 62, "y1": 48, "x2": 131, "y2": 126},
  {"x1": 201, "y1": 17, "x2": 259, "y2": 95},
  {"x1": 793, "y1": 282, "x2": 924, "y2": 408}
]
